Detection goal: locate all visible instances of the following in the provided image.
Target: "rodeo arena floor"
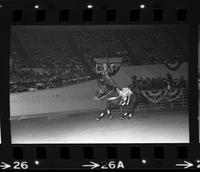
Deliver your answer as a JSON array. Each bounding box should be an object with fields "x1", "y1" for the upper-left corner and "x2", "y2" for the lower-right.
[{"x1": 10, "y1": 107, "x2": 190, "y2": 144}]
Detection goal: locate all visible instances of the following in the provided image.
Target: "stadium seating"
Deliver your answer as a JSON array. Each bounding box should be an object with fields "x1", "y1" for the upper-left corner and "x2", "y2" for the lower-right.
[{"x1": 10, "y1": 26, "x2": 188, "y2": 93}]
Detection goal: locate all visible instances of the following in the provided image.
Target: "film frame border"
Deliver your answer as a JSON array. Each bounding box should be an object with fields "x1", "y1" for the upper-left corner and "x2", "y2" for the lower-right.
[{"x1": 0, "y1": 0, "x2": 199, "y2": 169}]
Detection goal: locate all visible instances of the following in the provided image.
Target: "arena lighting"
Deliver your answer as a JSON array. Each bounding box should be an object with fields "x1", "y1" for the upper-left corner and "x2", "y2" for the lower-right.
[
  {"x1": 35, "y1": 160, "x2": 40, "y2": 165},
  {"x1": 87, "y1": 4, "x2": 93, "y2": 9},
  {"x1": 140, "y1": 4, "x2": 146, "y2": 9},
  {"x1": 34, "y1": 5, "x2": 39, "y2": 9},
  {"x1": 142, "y1": 159, "x2": 147, "y2": 164}
]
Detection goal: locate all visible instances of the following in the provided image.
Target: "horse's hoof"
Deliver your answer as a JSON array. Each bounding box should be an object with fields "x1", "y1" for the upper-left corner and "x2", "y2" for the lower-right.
[
  {"x1": 122, "y1": 113, "x2": 127, "y2": 119},
  {"x1": 128, "y1": 114, "x2": 132, "y2": 119},
  {"x1": 96, "y1": 117, "x2": 101, "y2": 121},
  {"x1": 121, "y1": 116, "x2": 124, "y2": 119},
  {"x1": 109, "y1": 116, "x2": 113, "y2": 120}
]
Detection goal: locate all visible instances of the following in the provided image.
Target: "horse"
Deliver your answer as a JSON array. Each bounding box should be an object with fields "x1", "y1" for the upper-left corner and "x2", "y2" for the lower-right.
[{"x1": 94, "y1": 82, "x2": 149, "y2": 120}]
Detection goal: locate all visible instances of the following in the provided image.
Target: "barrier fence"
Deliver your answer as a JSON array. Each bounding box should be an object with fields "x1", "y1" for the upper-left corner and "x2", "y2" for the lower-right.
[{"x1": 10, "y1": 85, "x2": 188, "y2": 119}]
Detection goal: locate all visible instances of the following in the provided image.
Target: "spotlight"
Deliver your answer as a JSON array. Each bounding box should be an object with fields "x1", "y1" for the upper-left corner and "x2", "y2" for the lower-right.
[
  {"x1": 87, "y1": 4, "x2": 93, "y2": 9},
  {"x1": 35, "y1": 160, "x2": 40, "y2": 165},
  {"x1": 34, "y1": 5, "x2": 39, "y2": 9},
  {"x1": 140, "y1": 4, "x2": 146, "y2": 9},
  {"x1": 142, "y1": 159, "x2": 147, "y2": 164}
]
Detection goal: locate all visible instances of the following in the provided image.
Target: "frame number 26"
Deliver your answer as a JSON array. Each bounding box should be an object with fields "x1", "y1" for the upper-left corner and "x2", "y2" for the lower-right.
[{"x1": 13, "y1": 161, "x2": 29, "y2": 170}]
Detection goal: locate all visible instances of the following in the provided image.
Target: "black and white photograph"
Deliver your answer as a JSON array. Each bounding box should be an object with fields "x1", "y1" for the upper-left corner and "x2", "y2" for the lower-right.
[{"x1": 10, "y1": 25, "x2": 189, "y2": 143}]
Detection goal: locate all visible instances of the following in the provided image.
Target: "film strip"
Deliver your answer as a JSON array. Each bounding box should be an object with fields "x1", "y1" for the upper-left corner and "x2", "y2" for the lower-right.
[{"x1": 0, "y1": 0, "x2": 200, "y2": 170}]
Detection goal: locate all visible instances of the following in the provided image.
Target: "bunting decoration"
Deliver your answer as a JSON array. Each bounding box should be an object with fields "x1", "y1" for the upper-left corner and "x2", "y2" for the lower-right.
[
  {"x1": 164, "y1": 88, "x2": 184, "y2": 102},
  {"x1": 141, "y1": 89, "x2": 168, "y2": 103},
  {"x1": 163, "y1": 60, "x2": 182, "y2": 71},
  {"x1": 141, "y1": 88, "x2": 184, "y2": 103}
]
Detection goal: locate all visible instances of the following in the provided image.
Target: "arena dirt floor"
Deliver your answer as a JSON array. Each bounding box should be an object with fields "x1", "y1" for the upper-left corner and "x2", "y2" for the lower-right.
[{"x1": 11, "y1": 109, "x2": 189, "y2": 144}]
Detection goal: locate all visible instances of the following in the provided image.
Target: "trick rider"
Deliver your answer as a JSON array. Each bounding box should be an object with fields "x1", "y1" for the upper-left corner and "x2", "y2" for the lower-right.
[
  {"x1": 96, "y1": 63, "x2": 132, "y2": 106},
  {"x1": 96, "y1": 62, "x2": 120, "y2": 94}
]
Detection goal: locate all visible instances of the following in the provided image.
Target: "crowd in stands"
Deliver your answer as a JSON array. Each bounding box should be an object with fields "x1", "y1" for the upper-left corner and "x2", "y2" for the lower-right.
[
  {"x1": 73, "y1": 26, "x2": 188, "y2": 64},
  {"x1": 10, "y1": 26, "x2": 188, "y2": 93},
  {"x1": 10, "y1": 65, "x2": 92, "y2": 93},
  {"x1": 130, "y1": 73, "x2": 187, "y2": 90},
  {"x1": 10, "y1": 28, "x2": 93, "y2": 93}
]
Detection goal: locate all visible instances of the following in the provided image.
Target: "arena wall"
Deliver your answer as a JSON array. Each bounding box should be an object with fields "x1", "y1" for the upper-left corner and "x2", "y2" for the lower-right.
[
  {"x1": 10, "y1": 63, "x2": 188, "y2": 118},
  {"x1": 113, "y1": 63, "x2": 188, "y2": 87},
  {"x1": 10, "y1": 80, "x2": 105, "y2": 118}
]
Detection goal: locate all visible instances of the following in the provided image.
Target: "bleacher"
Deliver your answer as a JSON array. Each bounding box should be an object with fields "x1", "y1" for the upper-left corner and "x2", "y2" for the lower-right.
[{"x1": 10, "y1": 26, "x2": 188, "y2": 93}]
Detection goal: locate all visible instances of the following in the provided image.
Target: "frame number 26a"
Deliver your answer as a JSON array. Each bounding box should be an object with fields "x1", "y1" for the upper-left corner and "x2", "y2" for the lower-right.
[{"x1": 101, "y1": 161, "x2": 124, "y2": 169}]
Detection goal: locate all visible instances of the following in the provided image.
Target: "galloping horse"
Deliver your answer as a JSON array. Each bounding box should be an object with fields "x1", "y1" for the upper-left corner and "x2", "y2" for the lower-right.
[{"x1": 94, "y1": 79, "x2": 149, "y2": 120}]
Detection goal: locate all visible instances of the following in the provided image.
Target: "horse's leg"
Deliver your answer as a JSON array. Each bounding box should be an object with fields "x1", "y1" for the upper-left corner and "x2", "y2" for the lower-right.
[
  {"x1": 127, "y1": 105, "x2": 135, "y2": 119},
  {"x1": 125, "y1": 94, "x2": 138, "y2": 119},
  {"x1": 120, "y1": 104, "x2": 129, "y2": 119},
  {"x1": 107, "y1": 100, "x2": 117, "y2": 119},
  {"x1": 102, "y1": 100, "x2": 113, "y2": 120},
  {"x1": 126, "y1": 92, "x2": 148, "y2": 120},
  {"x1": 120, "y1": 106, "x2": 123, "y2": 114},
  {"x1": 105, "y1": 101, "x2": 112, "y2": 119},
  {"x1": 121, "y1": 104, "x2": 133, "y2": 119},
  {"x1": 96, "y1": 101, "x2": 109, "y2": 121},
  {"x1": 120, "y1": 106, "x2": 124, "y2": 119},
  {"x1": 119, "y1": 99, "x2": 130, "y2": 119},
  {"x1": 126, "y1": 95, "x2": 133, "y2": 119},
  {"x1": 121, "y1": 111, "x2": 128, "y2": 119},
  {"x1": 129, "y1": 94, "x2": 141, "y2": 119},
  {"x1": 107, "y1": 98, "x2": 123, "y2": 120},
  {"x1": 107, "y1": 109, "x2": 113, "y2": 119},
  {"x1": 96, "y1": 111, "x2": 106, "y2": 121},
  {"x1": 120, "y1": 95, "x2": 132, "y2": 119}
]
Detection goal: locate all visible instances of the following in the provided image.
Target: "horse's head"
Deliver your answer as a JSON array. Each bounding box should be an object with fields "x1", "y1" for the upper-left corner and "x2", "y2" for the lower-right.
[{"x1": 95, "y1": 88, "x2": 103, "y2": 98}]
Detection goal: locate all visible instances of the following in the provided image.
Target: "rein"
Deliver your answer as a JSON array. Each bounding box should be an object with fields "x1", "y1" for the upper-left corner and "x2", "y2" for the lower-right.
[{"x1": 98, "y1": 87, "x2": 116, "y2": 100}]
